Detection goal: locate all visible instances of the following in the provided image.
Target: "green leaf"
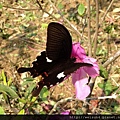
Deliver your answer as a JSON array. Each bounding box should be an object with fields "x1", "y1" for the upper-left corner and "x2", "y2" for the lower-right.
[
  {"x1": 22, "y1": 77, "x2": 34, "y2": 86},
  {"x1": 8, "y1": 77, "x2": 12, "y2": 86},
  {"x1": 1, "y1": 70, "x2": 7, "y2": 85},
  {"x1": 76, "y1": 109, "x2": 84, "y2": 114},
  {"x1": 0, "y1": 106, "x2": 4, "y2": 114},
  {"x1": 99, "y1": 65, "x2": 108, "y2": 79},
  {"x1": 58, "y1": 3, "x2": 64, "y2": 9},
  {"x1": 40, "y1": 86, "x2": 49, "y2": 101},
  {"x1": 18, "y1": 109, "x2": 25, "y2": 115},
  {"x1": 41, "y1": 23, "x2": 48, "y2": 30},
  {"x1": 18, "y1": 98, "x2": 27, "y2": 104},
  {"x1": 23, "y1": 77, "x2": 34, "y2": 81},
  {"x1": 0, "y1": 84, "x2": 19, "y2": 99},
  {"x1": 105, "y1": 90, "x2": 111, "y2": 96},
  {"x1": 78, "y1": 4, "x2": 85, "y2": 16},
  {"x1": 104, "y1": 81, "x2": 112, "y2": 95},
  {"x1": 98, "y1": 83, "x2": 104, "y2": 89},
  {"x1": 0, "y1": 3, "x2": 3, "y2": 9},
  {"x1": 25, "y1": 82, "x2": 36, "y2": 94}
]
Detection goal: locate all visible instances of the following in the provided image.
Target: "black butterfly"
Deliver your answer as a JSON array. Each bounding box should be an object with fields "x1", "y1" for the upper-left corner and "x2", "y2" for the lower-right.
[{"x1": 17, "y1": 22, "x2": 92, "y2": 96}]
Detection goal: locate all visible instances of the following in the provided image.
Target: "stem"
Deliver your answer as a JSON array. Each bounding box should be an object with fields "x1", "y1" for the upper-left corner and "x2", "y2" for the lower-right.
[
  {"x1": 93, "y1": 0, "x2": 99, "y2": 58},
  {"x1": 87, "y1": 0, "x2": 92, "y2": 57},
  {"x1": 92, "y1": 0, "x2": 115, "y2": 44},
  {"x1": 103, "y1": 50, "x2": 120, "y2": 68}
]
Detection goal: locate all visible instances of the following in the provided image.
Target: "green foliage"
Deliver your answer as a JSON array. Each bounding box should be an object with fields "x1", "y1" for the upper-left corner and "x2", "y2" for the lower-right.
[
  {"x1": 39, "y1": 86, "x2": 49, "y2": 102},
  {"x1": 104, "y1": 23, "x2": 118, "y2": 34},
  {"x1": 41, "y1": 23, "x2": 48, "y2": 30},
  {"x1": 0, "y1": 84, "x2": 19, "y2": 98},
  {"x1": 96, "y1": 47, "x2": 107, "y2": 56},
  {"x1": 77, "y1": 4, "x2": 85, "y2": 16},
  {"x1": 104, "y1": 24, "x2": 114, "y2": 34},
  {"x1": 98, "y1": 80, "x2": 118, "y2": 95},
  {"x1": 76, "y1": 109, "x2": 84, "y2": 114},
  {"x1": 99, "y1": 65, "x2": 108, "y2": 79},
  {"x1": 0, "y1": 70, "x2": 19, "y2": 99},
  {"x1": 58, "y1": 3, "x2": 64, "y2": 10},
  {"x1": 0, "y1": 106, "x2": 4, "y2": 114},
  {"x1": 0, "y1": 3, "x2": 3, "y2": 9},
  {"x1": 18, "y1": 109, "x2": 25, "y2": 115}
]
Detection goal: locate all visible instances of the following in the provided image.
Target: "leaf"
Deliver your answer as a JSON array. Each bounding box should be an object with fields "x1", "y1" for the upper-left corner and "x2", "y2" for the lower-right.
[
  {"x1": 0, "y1": 3, "x2": 2, "y2": 9},
  {"x1": 18, "y1": 109, "x2": 25, "y2": 115},
  {"x1": 98, "y1": 83, "x2": 104, "y2": 89},
  {"x1": 0, "y1": 84, "x2": 19, "y2": 99},
  {"x1": 18, "y1": 98, "x2": 27, "y2": 104},
  {"x1": 40, "y1": 86, "x2": 49, "y2": 101},
  {"x1": 76, "y1": 109, "x2": 84, "y2": 114},
  {"x1": 1, "y1": 70, "x2": 7, "y2": 85},
  {"x1": 8, "y1": 77, "x2": 12, "y2": 86},
  {"x1": 99, "y1": 65, "x2": 108, "y2": 79},
  {"x1": 104, "y1": 81, "x2": 112, "y2": 95},
  {"x1": 41, "y1": 23, "x2": 48, "y2": 30},
  {"x1": 25, "y1": 82, "x2": 36, "y2": 94},
  {"x1": 78, "y1": 4, "x2": 85, "y2": 16},
  {"x1": 58, "y1": 3, "x2": 64, "y2": 9},
  {"x1": 0, "y1": 106, "x2": 4, "y2": 114},
  {"x1": 22, "y1": 77, "x2": 34, "y2": 86}
]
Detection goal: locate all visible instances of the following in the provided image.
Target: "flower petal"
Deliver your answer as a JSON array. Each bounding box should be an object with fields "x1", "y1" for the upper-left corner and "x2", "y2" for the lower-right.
[
  {"x1": 71, "y1": 43, "x2": 86, "y2": 61},
  {"x1": 82, "y1": 57, "x2": 99, "y2": 78},
  {"x1": 74, "y1": 77, "x2": 90, "y2": 100},
  {"x1": 72, "y1": 68, "x2": 90, "y2": 100},
  {"x1": 61, "y1": 110, "x2": 70, "y2": 115}
]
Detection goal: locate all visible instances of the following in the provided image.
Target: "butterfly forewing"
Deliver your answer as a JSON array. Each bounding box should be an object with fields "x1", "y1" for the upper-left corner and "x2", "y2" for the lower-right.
[{"x1": 46, "y1": 22, "x2": 72, "y2": 61}]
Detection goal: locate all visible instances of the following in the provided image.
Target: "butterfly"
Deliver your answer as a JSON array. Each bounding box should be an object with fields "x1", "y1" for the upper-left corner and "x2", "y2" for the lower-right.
[{"x1": 17, "y1": 22, "x2": 92, "y2": 96}]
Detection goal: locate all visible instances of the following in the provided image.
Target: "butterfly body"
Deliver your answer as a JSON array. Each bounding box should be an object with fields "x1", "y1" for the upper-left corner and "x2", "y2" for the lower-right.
[{"x1": 18, "y1": 22, "x2": 92, "y2": 96}]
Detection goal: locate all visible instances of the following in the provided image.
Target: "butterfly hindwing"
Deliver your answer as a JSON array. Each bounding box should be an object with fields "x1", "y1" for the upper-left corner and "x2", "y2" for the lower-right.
[{"x1": 32, "y1": 59, "x2": 93, "y2": 96}]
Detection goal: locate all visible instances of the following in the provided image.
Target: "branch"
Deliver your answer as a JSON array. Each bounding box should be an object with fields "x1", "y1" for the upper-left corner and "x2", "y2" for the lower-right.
[
  {"x1": 92, "y1": 0, "x2": 115, "y2": 44},
  {"x1": 101, "y1": 0, "x2": 115, "y2": 23},
  {"x1": 48, "y1": 0, "x2": 83, "y2": 40},
  {"x1": 48, "y1": 97, "x2": 77, "y2": 115},
  {"x1": 93, "y1": 0, "x2": 99, "y2": 58},
  {"x1": 36, "y1": 0, "x2": 57, "y2": 20},
  {"x1": 103, "y1": 50, "x2": 120, "y2": 68},
  {"x1": 3, "y1": 5, "x2": 38, "y2": 11},
  {"x1": 87, "y1": 0, "x2": 92, "y2": 57}
]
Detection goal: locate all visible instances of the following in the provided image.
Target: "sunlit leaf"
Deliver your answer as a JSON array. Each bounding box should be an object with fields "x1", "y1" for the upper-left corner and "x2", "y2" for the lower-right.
[
  {"x1": 58, "y1": 3, "x2": 64, "y2": 9},
  {"x1": 18, "y1": 109, "x2": 25, "y2": 115},
  {"x1": 18, "y1": 98, "x2": 27, "y2": 104},
  {"x1": 78, "y1": 4, "x2": 85, "y2": 16},
  {"x1": 0, "y1": 84, "x2": 19, "y2": 98},
  {"x1": 8, "y1": 77, "x2": 12, "y2": 86},
  {"x1": 98, "y1": 83, "x2": 104, "y2": 89},
  {"x1": 0, "y1": 3, "x2": 3, "y2": 9},
  {"x1": 41, "y1": 23, "x2": 48, "y2": 30},
  {"x1": 40, "y1": 86, "x2": 49, "y2": 101},
  {"x1": 0, "y1": 106, "x2": 4, "y2": 114},
  {"x1": 1, "y1": 70, "x2": 7, "y2": 86},
  {"x1": 99, "y1": 65, "x2": 108, "y2": 79}
]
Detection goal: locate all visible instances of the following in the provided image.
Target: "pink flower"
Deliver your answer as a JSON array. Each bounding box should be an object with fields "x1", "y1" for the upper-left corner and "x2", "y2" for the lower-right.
[
  {"x1": 71, "y1": 43, "x2": 99, "y2": 100},
  {"x1": 61, "y1": 110, "x2": 70, "y2": 115}
]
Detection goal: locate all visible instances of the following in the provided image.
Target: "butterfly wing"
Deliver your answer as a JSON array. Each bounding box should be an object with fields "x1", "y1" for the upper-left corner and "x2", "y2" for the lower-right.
[
  {"x1": 46, "y1": 22, "x2": 72, "y2": 61},
  {"x1": 17, "y1": 22, "x2": 72, "y2": 77},
  {"x1": 17, "y1": 51, "x2": 49, "y2": 77},
  {"x1": 32, "y1": 58, "x2": 93, "y2": 96}
]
